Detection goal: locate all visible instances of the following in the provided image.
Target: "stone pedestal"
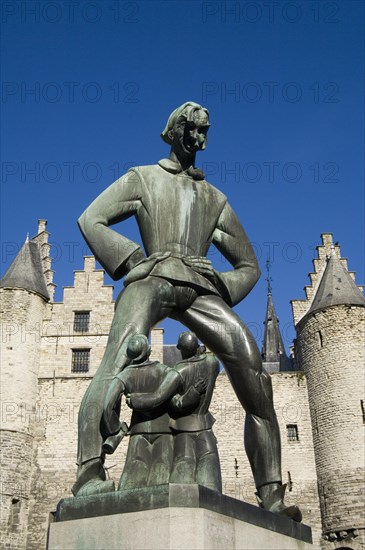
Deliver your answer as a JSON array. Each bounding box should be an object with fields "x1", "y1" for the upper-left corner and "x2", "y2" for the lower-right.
[{"x1": 48, "y1": 484, "x2": 314, "y2": 550}]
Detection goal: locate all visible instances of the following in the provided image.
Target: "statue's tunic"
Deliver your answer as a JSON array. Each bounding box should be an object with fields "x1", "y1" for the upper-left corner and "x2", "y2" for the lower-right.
[{"x1": 78, "y1": 159, "x2": 259, "y2": 307}]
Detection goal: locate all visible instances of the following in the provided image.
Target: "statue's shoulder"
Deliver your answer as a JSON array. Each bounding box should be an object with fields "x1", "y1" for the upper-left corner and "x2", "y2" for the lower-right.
[
  {"x1": 204, "y1": 354, "x2": 220, "y2": 372},
  {"x1": 125, "y1": 164, "x2": 167, "y2": 188},
  {"x1": 175, "y1": 355, "x2": 203, "y2": 370},
  {"x1": 174, "y1": 359, "x2": 191, "y2": 372},
  {"x1": 202, "y1": 179, "x2": 227, "y2": 203},
  {"x1": 128, "y1": 164, "x2": 163, "y2": 177}
]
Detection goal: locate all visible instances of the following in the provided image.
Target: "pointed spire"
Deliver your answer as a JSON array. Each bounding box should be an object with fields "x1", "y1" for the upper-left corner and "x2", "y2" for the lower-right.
[
  {"x1": 0, "y1": 240, "x2": 50, "y2": 300},
  {"x1": 307, "y1": 253, "x2": 365, "y2": 316},
  {"x1": 262, "y1": 279, "x2": 292, "y2": 372},
  {"x1": 265, "y1": 259, "x2": 273, "y2": 295}
]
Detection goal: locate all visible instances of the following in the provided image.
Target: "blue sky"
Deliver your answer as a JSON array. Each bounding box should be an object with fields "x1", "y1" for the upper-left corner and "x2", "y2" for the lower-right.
[{"x1": 1, "y1": 0, "x2": 364, "y2": 349}]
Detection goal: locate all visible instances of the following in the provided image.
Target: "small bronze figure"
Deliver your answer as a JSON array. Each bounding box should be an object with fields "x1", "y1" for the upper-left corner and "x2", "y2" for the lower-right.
[
  {"x1": 129, "y1": 332, "x2": 221, "y2": 492},
  {"x1": 104, "y1": 335, "x2": 174, "y2": 492}
]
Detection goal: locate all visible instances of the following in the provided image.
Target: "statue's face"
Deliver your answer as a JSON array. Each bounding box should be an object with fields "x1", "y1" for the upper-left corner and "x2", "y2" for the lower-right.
[{"x1": 170, "y1": 109, "x2": 209, "y2": 158}]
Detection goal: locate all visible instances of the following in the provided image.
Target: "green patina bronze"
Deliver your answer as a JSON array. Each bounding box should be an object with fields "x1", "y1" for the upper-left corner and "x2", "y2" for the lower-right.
[{"x1": 72, "y1": 102, "x2": 302, "y2": 522}]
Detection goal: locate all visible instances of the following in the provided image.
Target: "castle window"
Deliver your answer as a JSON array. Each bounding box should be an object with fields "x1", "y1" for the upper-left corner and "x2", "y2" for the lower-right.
[
  {"x1": 74, "y1": 311, "x2": 90, "y2": 333},
  {"x1": 71, "y1": 349, "x2": 90, "y2": 372},
  {"x1": 286, "y1": 424, "x2": 299, "y2": 442}
]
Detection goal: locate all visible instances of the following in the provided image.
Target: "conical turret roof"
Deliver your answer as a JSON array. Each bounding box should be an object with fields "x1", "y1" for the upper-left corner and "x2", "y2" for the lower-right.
[
  {"x1": 307, "y1": 252, "x2": 365, "y2": 316},
  {"x1": 0, "y1": 239, "x2": 50, "y2": 300}
]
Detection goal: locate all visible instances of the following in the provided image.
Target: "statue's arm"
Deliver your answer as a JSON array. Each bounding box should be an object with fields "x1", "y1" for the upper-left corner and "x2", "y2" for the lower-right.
[
  {"x1": 170, "y1": 385, "x2": 202, "y2": 411},
  {"x1": 102, "y1": 376, "x2": 127, "y2": 436},
  {"x1": 212, "y1": 201, "x2": 261, "y2": 306},
  {"x1": 127, "y1": 369, "x2": 182, "y2": 410},
  {"x1": 171, "y1": 358, "x2": 218, "y2": 411},
  {"x1": 78, "y1": 169, "x2": 146, "y2": 280}
]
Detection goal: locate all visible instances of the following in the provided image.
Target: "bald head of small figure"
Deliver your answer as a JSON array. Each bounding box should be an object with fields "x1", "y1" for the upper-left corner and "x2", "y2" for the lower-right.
[{"x1": 177, "y1": 331, "x2": 200, "y2": 359}]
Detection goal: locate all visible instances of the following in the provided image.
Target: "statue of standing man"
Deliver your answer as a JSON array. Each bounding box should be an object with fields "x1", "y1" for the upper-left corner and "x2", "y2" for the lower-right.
[{"x1": 73, "y1": 101, "x2": 301, "y2": 522}]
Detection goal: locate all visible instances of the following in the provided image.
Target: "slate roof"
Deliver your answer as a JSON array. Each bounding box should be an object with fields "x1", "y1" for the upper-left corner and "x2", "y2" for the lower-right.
[
  {"x1": 0, "y1": 240, "x2": 50, "y2": 300},
  {"x1": 262, "y1": 292, "x2": 292, "y2": 372},
  {"x1": 307, "y1": 253, "x2": 365, "y2": 317}
]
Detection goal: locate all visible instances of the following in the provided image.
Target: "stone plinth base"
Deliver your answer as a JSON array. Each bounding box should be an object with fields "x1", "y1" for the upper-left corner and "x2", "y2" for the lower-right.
[{"x1": 49, "y1": 484, "x2": 314, "y2": 550}]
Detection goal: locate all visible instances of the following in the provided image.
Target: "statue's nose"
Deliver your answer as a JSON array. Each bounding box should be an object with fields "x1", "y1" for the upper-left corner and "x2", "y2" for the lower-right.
[
  {"x1": 189, "y1": 129, "x2": 204, "y2": 148},
  {"x1": 197, "y1": 134, "x2": 205, "y2": 147}
]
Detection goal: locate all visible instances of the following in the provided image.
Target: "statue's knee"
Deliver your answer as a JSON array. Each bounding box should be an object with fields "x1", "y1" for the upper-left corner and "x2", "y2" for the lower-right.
[
  {"x1": 226, "y1": 326, "x2": 261, "y2": 366},
  {"x1": 243, "y1": 370, "x2": 275, "y2": 417},
  {"x1": 259, "y1": 369, "x2": 273, "y2": 402}
]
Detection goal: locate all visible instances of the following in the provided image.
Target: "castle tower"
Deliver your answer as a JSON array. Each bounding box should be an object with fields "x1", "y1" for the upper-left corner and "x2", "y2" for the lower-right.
[
  {"x1": 261, "y1": 261, "x2": 292, "y2": 373},
  {"x1": 292, "y1": 234, "x2": 365, "y2": 549},
  {"x1": 0, "y1": 221, "x2": 52, "y2": 549}
]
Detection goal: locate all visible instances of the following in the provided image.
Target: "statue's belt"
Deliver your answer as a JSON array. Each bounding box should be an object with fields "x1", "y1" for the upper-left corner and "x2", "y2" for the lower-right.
[
  {"x1": 170, "y1": 412, "x2": 215, "y2": 432},
  {"x1": 124, "y1": 253, "x2": 219, "y2": 296},
  {"x1": 128, "y1": 413, "x2": 215, "y2": 435}
]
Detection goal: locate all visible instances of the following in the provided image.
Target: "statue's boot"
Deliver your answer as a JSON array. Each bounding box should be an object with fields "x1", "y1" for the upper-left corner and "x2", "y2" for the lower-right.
[
  {"x1": 256, "y1": 483, "x2": 302, "y2": 523},
  {"x1": 72, "y1": 458, "x2": 115, "y2": 497}
]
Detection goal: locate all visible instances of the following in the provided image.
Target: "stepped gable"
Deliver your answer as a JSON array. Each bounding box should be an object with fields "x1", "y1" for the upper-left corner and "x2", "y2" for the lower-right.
[
  {"x1": 31, "y1": 219, "x2": 56, "y2": 301},
  {"x1": 291, "y1": 233, "x2": 364, "y2": 326},
  {"x1": 0, "y1": 238, "x2": 50, "y2": 300}
]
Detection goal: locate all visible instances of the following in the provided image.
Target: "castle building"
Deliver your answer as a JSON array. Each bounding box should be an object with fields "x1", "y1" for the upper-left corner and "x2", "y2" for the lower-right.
[{"x1": 0, "y1": 221, "x2": 364, "y2": 550}]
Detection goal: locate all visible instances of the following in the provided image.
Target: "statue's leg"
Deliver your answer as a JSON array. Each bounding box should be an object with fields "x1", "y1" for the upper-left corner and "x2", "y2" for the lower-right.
[
  {"x1": 169, "y1": 432, "x2": 196, "y2": 484},
  {"x1": 147, "y1": 433, "x2": 173, "y2": 486},
  {"x1": 177, "y1": 295, "x2": 281, "y2": 487},
  {"x1": 118, "y1": 434, "x2": 151, "y2": 491},
  {"x1": 196, "y1": 430, "x2": 222, "y2": 493},
  {"x1": 74, "y1": 277, "x2": 175, "y2": 495},
  {"x1": 178, "y1": 295, "x2": 302, "y2": 520}
]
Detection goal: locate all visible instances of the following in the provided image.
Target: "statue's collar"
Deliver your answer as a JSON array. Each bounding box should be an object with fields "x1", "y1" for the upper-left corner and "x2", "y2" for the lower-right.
[
  {"x1": 158, "y1": 158, "x2": 205, "y2": 181},
  {"x1": 177, "y1": 353, "x2": 207, "y2": 365}
]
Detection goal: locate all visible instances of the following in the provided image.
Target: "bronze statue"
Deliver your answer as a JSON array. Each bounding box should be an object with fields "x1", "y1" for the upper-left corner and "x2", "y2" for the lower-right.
[{"x1": 74, "y1": 101, "x2": 302, "y2": 521}]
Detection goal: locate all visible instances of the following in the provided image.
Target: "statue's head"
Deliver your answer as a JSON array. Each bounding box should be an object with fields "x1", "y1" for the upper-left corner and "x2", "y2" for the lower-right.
[
  {"x1": 177, "y1": 331, "x2": 199, "y2": 359},
  {"x1": 161, "y1": 102, "x2": 210, "y2": 159},
  {"x1": 127, "y1": 334, "x2": 151, "y2": 364}
]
